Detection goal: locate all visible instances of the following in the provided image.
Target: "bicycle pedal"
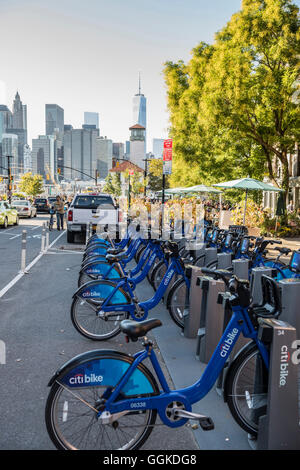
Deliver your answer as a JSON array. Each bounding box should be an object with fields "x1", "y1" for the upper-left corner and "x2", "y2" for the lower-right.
[{"x1": 198, "y1": 416, "x2": 214, "y2": 431}]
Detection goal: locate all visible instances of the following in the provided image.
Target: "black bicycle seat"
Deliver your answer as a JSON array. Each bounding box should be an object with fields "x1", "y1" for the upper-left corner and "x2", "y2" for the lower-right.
[
  {"x1": 105, "y1": 252, "x2": 127, "y2": 263},
  {"x1": 120, "y1": 318, "x2": 162, "y2": 341},
  {"x1": 274, "y1": 247, "x2": 291, "y2": 255}
]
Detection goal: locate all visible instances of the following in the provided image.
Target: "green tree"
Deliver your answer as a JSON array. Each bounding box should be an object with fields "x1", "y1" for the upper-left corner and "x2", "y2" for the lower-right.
[
  {"x1": 147, "y1": 159, "x2": 170, "y2": 191},
  {"x1": 103, "y1": 173, "x2": 122, "y2": 196},
  {"x1": 163, "y1": 0, "x2": 300, "y2": 199},
  {"x1": 19, "y1": 172, "x2": 44, "y2": 196}
]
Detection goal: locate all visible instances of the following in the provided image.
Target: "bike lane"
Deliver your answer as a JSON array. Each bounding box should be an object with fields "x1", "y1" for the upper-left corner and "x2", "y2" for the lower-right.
[{"x1": 0, "y1": 233, "x2": 198, "y2": 451}]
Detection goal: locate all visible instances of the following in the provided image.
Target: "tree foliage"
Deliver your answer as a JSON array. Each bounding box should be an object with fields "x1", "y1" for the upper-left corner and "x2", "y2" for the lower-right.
[
  {"x1": 163, "y1": 0, "x2": 300, "y2": 197},
  {"x1": 147, "y1": 159, "x2": 170, "y2": 192},
  {"x1": 103, "y1": 173, "x2": 122, "y2": 196},
  {"x1": 19, "y1": 172, "x2": 44, "y2": 196}
]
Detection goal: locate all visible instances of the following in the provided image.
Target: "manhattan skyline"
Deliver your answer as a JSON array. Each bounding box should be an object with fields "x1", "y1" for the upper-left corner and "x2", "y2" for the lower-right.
[{"x1": 2, "y1": 0, "x2": 298, "y2": 152}]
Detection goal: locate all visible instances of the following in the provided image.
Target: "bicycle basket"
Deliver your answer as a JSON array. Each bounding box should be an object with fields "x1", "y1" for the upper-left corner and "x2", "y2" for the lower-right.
[
  {"x1": 252, "y1": 275, "x2": 281, "y2": 318},
  {"x1": 289, "y1": 250, "x2": 300, "y2": 274}
]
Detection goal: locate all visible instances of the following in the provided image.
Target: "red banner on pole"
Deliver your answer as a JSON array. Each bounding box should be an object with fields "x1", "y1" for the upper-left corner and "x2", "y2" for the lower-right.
[{"x1": 163, "y1": 139, "x2": 172, "y2": 174}]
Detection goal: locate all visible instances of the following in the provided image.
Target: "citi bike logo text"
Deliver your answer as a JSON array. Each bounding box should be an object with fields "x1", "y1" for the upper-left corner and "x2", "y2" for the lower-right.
[
  {"x1": 69, "y1": 373, "x2": 104, "y2": 385},
  {"x1": 220, "y1": 328, "x2": 239, "y2": 358},
  {"x1": 164, "y1": 270, "x2": 174, "y2": 286},
  {"x1": 279, "y1": 346, "x2": 290, "y2": 387},
  {"x1": 82, "y1": 290, "x2": 99, "y2": 298}
]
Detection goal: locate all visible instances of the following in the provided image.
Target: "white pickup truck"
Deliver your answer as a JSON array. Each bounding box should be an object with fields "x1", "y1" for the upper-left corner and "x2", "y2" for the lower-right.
[{"x1": 67, "y1": 193, "x2": 119, "y2": 243}]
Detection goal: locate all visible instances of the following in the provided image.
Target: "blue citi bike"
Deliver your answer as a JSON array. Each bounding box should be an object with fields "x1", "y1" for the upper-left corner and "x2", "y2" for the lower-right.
[
  {"x1": 70, "y1": 242, "x2": 190, "y2": 340},
  {"x1": 45, "y1": 252, "x2": 300, "y2": 450}
]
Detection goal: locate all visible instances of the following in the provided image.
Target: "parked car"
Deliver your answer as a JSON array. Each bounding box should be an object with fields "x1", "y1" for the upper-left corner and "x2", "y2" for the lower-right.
[
  {"x1": 0, "y1": 201, "x2": 19, "y2": 228},
  {"x1": 34, "y1": 198, "x2": 50, "y2": 213},
  {"x1": 67, "y1": 193, "x2": 119, "y2": 243},
  {"x1": 13, "y1": 200, "x2": 37, "y2": 218}
]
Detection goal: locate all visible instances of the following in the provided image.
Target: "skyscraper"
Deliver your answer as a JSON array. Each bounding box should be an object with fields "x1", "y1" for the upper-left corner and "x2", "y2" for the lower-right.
[
  {"x1": 84, "y1": 112, "x2": 99, "y2": 129},
  {"x1": 32, "y1": 135, "x2": 56, "y2": 180},
  {"x1": 132, "y1": 73, "x2": 146, "y2": 128},
  {"x1": 62, "y1": 127, "x2": 99, "y2": 181},
  {"x1": 0, "y1": 105, "x2": 12, "y2": 142},
  {"x1": 12, "y1": 92, "x2": 25, "y2": 129},
  {"x1": 45, "y1": 104, "x2": 64, "y2": 136},
  {"x1": 96, "y1": 137, "x2": 113, "y2": 179}
]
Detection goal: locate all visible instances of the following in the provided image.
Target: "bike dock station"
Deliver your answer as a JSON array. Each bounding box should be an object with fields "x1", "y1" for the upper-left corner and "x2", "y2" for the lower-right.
[
  {"x1": 183, "y1": 260, "x2": 300, "y2": 450},
  {"x1": 253, "y1": 318, "x2": 300, "y2": 450}
]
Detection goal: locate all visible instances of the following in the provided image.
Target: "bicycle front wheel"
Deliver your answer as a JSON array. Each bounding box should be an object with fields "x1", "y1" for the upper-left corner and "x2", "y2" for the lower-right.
[
  {"x1": 45, "y1": 352, "x2": 158, "y2": 450},
  {"x1": 71, "y1": 296, "x2": 129, "y2": 340},
  {"x1": 225, "y1": 342, "x2": 269, "y2": 437},
  {"x1": 151, "y1": 260, "x2": 168, "y2": 291}
]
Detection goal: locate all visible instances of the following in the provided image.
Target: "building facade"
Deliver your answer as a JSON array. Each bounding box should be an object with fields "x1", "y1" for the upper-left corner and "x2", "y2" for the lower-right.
[
  {"x1": 45, "y1": 104, "x2": 64, "y2": 137},
  {"x1": 32, "y1": 135, "x2": 56, "y2": 181},
  {"x1": 129, "y1": 124, "x2": 146, "y2": 169},
  {"x1": 84, "y1": 112, "x2": 99, "y2": 129},
  {"x1": 62, "y1": 127, "x2": 99, "y2": 181},
  {"x1": 96, "y1": 137, "x2": 113, "y2": 179}
]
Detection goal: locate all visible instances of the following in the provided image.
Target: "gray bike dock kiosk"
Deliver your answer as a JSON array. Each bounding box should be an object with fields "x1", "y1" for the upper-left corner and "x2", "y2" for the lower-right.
[
  {"x1": 253, "y1": 318, "x2": 300, "y2": 450},
  {"x1": 250, "y1": 267, "x2": 277, "y2": 304},
  {"x1": 232, "y1": 258, "x2": 249, "y2": 279},
  {"x1": 217, "y1": 253, "x2": 232, "y2": 269},
  {"x1": 278, "y1": 278, "x2": 300, "y2": 337}
]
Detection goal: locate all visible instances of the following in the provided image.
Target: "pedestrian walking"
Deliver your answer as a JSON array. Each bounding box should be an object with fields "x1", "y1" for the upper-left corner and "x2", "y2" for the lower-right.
[{"x1": 54, "y1": 195, "x2": 65, "y2": 231}]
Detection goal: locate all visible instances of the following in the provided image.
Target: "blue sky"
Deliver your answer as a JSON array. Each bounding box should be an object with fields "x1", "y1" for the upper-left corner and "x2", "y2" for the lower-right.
[{"x1": 0, "y1": 0, "x2": 298, "y2": 152}]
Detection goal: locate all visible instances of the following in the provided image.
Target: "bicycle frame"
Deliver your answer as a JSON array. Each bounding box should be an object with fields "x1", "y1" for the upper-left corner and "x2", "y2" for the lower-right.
[
  {"x1": 100, "y1": 304, "x2": 269, "y2": 428},
  {"x1": 97, "y1": 256, "x2": 190, "y2": 322}
]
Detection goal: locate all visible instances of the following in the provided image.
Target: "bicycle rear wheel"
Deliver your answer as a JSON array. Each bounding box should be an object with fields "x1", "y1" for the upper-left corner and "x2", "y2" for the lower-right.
[
  {"x1": 71, "y1": 296, "x2": 129, "y2": 340},
  {"x1": 45, "y1": 351, "x2": 158, "y2": 450},
  {"x1": 224, "y1": 342, "x2": 268, "y2": 437}
]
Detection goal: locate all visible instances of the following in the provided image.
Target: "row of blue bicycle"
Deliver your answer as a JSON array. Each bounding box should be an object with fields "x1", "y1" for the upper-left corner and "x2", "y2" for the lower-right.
[{"x1": 45, "y1": 220, "x2": 300, "y2": 450}]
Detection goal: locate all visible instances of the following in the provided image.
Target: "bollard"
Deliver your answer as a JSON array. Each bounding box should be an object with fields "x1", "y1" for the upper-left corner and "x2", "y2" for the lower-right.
[
  {"x1": 20, "y1": 230, "x2": 27, "y2": 272},
  {"x1": 41, "y1": 223, "x2": 46, "y2": 253},
  {"x1": 232, "y1": 258, "x2": 249, "y2": 279},
  {"x1": 45, "y1": 231, "x2": 50, "y2": 250}
]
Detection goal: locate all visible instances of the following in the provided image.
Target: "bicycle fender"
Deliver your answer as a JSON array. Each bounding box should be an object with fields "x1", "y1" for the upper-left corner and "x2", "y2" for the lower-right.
[
  {"x1": 48, "y1": 350, "x2": 159, "y2": 398},
  {"x1": 73, "y1": 279, "x2": 132, "y2": 304},
  {"x1": 80, "y1": 260, "x2": 121, "y2": 279}
]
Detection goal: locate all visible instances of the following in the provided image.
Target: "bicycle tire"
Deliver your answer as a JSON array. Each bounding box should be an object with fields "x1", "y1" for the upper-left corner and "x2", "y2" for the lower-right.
[
  {"x1": 205, "y1": 259, "x2": 217, "y2": 269},
  {"x1": 150, "y1": 260, "x2": 168, "y2": 291},
  {"x1": 134, "y1": 244, "x2": 146, "y2": 264},
  {"x1": 45, "y1": 350, "x2": 159, "y2": 450},
  {"x1": 71, "y1": 295, "x2": 130, "y2": 341},
  {"x1": 224, "y1": 342, "x2": 269, "y2": 437},
  {"x1": 166, "y1": 277, "x2": 189, "y2": 328},
  {"x1": 194, "y1": 254, "x2": 205, "y2": 267}
]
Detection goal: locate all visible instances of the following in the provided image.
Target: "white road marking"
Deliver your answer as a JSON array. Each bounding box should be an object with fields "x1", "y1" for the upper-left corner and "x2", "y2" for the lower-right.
[
  {"x1": 0, "y1": 230, "x2": 66, "y2": 299},
  {"x1": 9, "y1": 234, "x2": 22, "y2": 240}
]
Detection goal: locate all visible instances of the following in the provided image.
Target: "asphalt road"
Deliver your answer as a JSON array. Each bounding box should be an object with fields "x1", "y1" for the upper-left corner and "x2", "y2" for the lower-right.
[
  {"x1": 0, "y1": 228, "x2": 198, "y2": 451},
  {"x1": 0, "y1": 213, "x2": 66, "y2": 288}
]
